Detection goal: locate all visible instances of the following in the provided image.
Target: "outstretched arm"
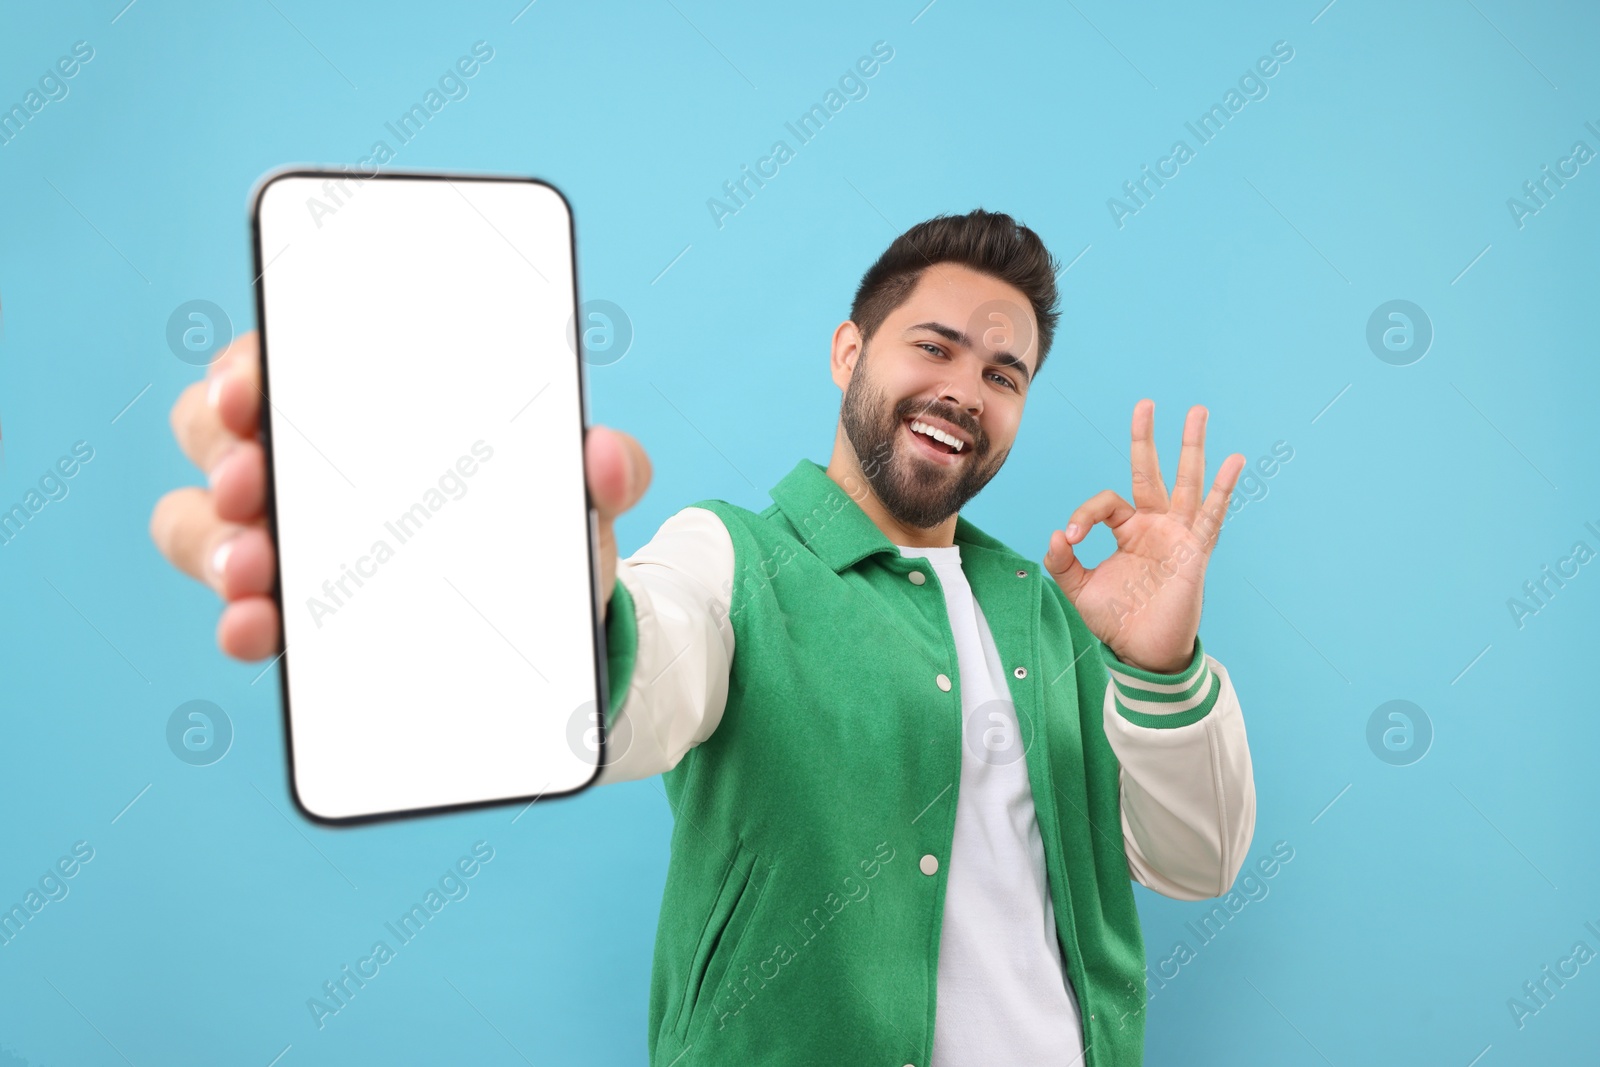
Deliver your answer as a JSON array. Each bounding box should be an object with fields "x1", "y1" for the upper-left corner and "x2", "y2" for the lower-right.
[{"x1": 599, "y1": 506, "x2": 737, "y2": 785}]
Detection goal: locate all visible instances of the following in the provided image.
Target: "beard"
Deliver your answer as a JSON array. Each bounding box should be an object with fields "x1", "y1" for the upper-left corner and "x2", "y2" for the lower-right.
[{"x1": 839, "y1": 344, "x2": 1010, "y2": 530}]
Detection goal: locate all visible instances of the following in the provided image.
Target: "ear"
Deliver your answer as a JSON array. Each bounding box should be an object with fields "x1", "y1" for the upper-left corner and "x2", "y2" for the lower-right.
[{"x1": 830, "y1": 320, "x2": 863, "y2": 392}]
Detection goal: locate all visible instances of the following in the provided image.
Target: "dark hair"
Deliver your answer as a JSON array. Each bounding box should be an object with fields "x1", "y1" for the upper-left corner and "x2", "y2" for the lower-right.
[{"x1": 849, "y1": 208, "x2": 1061, "y2": 378}]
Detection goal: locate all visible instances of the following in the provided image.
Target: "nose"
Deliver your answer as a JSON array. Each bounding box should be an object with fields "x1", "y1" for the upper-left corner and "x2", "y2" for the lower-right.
[{"x1": 936, "y1": 364, "x2": 983, "y2": 420}]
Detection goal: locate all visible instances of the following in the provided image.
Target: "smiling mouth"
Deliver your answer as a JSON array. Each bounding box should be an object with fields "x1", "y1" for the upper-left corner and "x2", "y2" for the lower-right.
[{"x1": 902, "y1": 417, "x2": 968, "y2": 461}]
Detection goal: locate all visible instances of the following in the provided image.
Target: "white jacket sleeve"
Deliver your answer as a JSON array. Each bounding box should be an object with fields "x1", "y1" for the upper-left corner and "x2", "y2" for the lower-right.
[
  {"x1": 596, "y1": 505, "x2": 737, "y2": 786},
  {"x1": 1099, "y1": 639, "x2": 1256, "y2": 900}
]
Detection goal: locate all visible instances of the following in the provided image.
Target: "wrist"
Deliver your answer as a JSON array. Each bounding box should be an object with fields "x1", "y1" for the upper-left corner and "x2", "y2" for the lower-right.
[
  {"x1": 1122, "y1": 655, "x2": 1186, "y2": 674},
  {"x1": 1113, "y1": 638, "x2": 1198, "y2": 677}
]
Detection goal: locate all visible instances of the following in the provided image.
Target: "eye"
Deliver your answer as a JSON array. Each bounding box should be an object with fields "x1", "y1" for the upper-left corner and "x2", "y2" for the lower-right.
[{"x1": 920, "y1": 342, "x2": 1015, "y2": 390}]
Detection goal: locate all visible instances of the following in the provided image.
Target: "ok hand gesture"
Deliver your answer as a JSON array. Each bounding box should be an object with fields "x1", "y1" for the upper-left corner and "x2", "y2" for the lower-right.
[{"x1": 1042, "y1": 400, "x2": 1245, "y2": 674}]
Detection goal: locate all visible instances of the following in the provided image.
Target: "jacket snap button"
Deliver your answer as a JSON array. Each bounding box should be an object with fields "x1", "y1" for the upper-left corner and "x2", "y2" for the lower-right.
[
  {"x1": 919, "y1": 854, "x2": 938, "y2": 875},
  {"x1": 936, "y1": 673, "x2": 951, "y2": 691},
  {"x1": 1014, "y1": 666, "x2": 1027, "y2": 679},
  {"x1": 908, "y1": 570, "x2": 926, "y2": 585},
  {"x1": 1016, "y1": 569, "x2": 1027, "y2": 578}
]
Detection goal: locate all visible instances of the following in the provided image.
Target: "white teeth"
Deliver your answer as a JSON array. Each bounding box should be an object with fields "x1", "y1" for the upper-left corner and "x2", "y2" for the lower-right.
[{"x1": 910, "y1": 420, "x2": 964, "y2": 452}]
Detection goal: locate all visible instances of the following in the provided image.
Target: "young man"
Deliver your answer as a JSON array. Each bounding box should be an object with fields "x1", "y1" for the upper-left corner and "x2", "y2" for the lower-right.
[{"x1": 153, "y1": 209, "x2": 1255, "y2": 1066}]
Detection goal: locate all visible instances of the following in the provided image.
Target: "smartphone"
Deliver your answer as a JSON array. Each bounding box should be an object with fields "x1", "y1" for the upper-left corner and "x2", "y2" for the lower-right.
[{"x1": 249, "y1": 168, "x2": 609, "y2": 824}]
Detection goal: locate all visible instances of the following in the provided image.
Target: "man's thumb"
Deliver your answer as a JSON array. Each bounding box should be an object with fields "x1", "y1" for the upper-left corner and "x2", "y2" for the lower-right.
[
  {"x1": 587, "y1": 425, "x2": 648, "y2": 521},
  {"x1": 1044, "y1": 529, "x2": 1087, "y2": 601}
]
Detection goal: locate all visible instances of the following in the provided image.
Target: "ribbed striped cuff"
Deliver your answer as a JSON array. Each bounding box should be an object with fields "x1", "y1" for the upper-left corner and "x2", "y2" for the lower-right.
[{"x1": 1100, "y1": 636, "x2": 1218, "y2": 729}]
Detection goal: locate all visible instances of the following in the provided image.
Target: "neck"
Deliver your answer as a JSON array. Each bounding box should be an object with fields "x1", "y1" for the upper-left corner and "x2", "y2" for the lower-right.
[{"x1": 825, "y1": 421, "x2": 958, "y2": 548}]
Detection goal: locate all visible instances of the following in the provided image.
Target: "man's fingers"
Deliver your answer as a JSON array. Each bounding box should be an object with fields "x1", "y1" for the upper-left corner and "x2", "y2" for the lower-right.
[
  {"x1": 1169, "y1": 405, "x2": 1209, "y2": 520},
  {"x1": 207, "y1": 331, "x2": 262, "y2": 440},
  {"x1": 150, "y1": 486, "x2": 272, "y2": 596},
  {"x1": 213, "y1": 525, "x2": 277, "y2": 599},
  {"x1": 151, "y1": 487, "x2": 224, "y2": 587},
  {"x1": 218, "y1": 596, "x2": 281, "y2": 662},
  {"x1": 1128, "y1": 398, "x2": 1169, "y2": 511},
  {"x1": 170, "y1": 332, "x2": 262, "y2": 472},
  {"x1": 1195, "y1": 453, "x2": 1246, "y2": 553},
  {"x1": 210, "y1": 439, "x2": 267, "y2": 524},
  {"x1": 171, "y1": 377, "x2": 238, "y2": 474},
  {"x1": 1063, "y1": 490, "x2": 1137, "y2": 547}
]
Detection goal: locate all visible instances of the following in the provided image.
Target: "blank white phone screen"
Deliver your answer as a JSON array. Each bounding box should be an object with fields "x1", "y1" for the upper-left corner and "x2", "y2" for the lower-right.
[{"x1": 253, "y1": 172, "x2": 602, "y2": 823}]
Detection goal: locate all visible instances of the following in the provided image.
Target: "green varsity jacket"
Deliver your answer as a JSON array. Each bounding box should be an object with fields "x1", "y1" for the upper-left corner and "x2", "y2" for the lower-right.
[{"x1": 600, "y1": 458, "x2": 1256, "y2": 1066}]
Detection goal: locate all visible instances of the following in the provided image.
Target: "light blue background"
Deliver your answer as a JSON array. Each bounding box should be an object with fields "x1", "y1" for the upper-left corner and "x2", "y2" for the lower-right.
[{"x1": 2, "y1": 1, "x2": 1597, "y2": 1064}]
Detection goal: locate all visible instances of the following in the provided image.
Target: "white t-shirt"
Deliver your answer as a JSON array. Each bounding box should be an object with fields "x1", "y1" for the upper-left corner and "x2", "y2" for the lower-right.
[{"x1": 897, "y1": 543, "x2": 1085, "y2": 1067}]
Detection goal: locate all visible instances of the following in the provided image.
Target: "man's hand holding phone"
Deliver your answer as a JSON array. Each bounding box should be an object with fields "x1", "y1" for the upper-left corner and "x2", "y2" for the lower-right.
[{"x1": 149, "y1": 330, "x2": 650, "y2": 662}]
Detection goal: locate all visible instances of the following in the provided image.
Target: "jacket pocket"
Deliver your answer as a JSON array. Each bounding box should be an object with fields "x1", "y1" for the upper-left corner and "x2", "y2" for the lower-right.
[{"x1": 672, "y1": 839, "x2": 771, "y2": 1042}]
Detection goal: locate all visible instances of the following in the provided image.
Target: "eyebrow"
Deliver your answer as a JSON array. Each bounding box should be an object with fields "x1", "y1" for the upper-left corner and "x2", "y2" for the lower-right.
[{"x1": 905, "y1": 321, "x2": 1033, "y2": 386}]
